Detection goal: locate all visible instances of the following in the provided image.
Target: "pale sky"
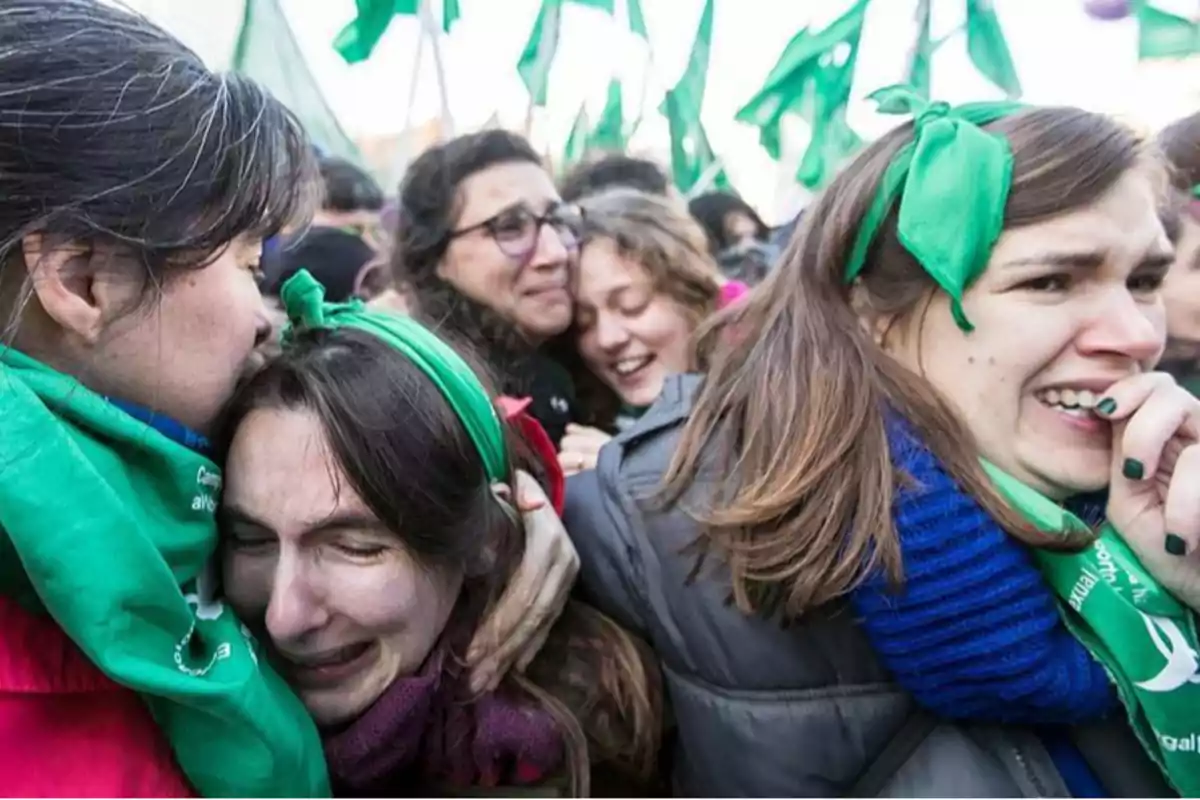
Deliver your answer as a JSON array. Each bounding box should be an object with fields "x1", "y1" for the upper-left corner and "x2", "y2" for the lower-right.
[{"x1": 124, "y1": 0, "x2": 1200, "y2": 220}]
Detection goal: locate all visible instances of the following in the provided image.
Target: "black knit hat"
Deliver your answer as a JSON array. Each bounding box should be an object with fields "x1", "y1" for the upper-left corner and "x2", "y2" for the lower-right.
[{"x1": 261, "y1": 226, "x2": 375, "y2": 301}]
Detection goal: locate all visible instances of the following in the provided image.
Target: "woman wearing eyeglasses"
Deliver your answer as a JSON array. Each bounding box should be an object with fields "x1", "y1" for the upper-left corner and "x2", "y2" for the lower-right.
[{"x1": 393, "y1": 130, "x2": 584, "y2": 445}]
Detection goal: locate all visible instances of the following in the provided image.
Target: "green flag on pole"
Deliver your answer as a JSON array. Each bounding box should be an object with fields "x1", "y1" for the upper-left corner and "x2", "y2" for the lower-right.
[
  {"x1": 658, "y1": 0, "x2": 728, "y2": 192},
  {"x1": 564, "y1": 104, "x2": 591, "y2": 167},
  {"x1": 734, "y1": 0, "x2": 866, "y2": 188},
  {"x1": 627, "y1": 0, "x2": 649, "y2": 39},
  {"x1": 965, "y1": 0, "x2": 1022, "y2": 96},
  {"x1": 334, "y1": 0, "x2": 460, "y2": 65},
  {"x1": 334, "y1": 0, "x2": 419, "y2": 65},
  {"x1": 1137, "y1": 1, "x2": 1200, "y2": 59},
  {"x1": 588, "y1": 79, "x2": 626, "y2": 151},
  {"x1": 443, "y1": 0, "x2": 460, "y2": 32},
  {"x1": 908, "y1": 0, "x2": 933, "y2": 98},
  {"x1": 235, "y1": 0, "x2": 363, "y2": 163}
]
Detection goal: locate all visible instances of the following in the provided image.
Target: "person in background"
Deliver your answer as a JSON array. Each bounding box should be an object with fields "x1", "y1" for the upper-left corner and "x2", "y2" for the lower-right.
[
  {"x1": 393, "y1": 129, "x2": 582, "y2": 445},
  {"x1": 687, "y1": 190, "x2": 771, "y2": 256},
  {"x1": 0, "y1": 5, "x2": 581, "y2": 795},
  {"x1": 552, "y1": 189, "x2": 730, "y2": 476},
  {"x1": 221, "y1": 273, "x2": 662, "y2": 796},
  {"x1": 559, "y1": 153, "x2": 673, "y2": 204},
  {"x1": 262, "y1": 226, "x2": 377, "y2": 302},
  {"x1": 313, "y1": 156, "x2": 387, "y2": 249},
  {"x1": 566, "y1": 91, "x2": 1195, "y2": 796},
  {"x1": 1156, "y1": 110, "x2": 1200, "y2": 394}
]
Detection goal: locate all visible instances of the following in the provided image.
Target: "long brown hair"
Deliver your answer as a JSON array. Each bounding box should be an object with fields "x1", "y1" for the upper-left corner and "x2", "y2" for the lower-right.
[
  {"x1": 559, "y1": 188, "x2": 723, "y2": 430},
  {"x1": 222, "y1": 327, "x2": 661, "y2": 796},
  {"x1": 662, "y1": 106, "x2": 1152, "y2": 619}
]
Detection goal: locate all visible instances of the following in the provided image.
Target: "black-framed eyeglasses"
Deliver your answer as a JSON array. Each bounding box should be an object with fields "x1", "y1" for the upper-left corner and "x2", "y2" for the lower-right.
[{"x1": 447, "y1": 203, "x2": 583, "y2": 264}]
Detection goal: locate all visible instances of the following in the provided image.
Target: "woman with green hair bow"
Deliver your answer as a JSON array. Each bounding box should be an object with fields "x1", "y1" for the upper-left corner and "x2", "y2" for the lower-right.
[
  {"x1": 565, "y1": 84, "x2": 1199, "y2": 796},
  {"x1": 0, "y1": 3, "x2": 578, "y2": 796}
]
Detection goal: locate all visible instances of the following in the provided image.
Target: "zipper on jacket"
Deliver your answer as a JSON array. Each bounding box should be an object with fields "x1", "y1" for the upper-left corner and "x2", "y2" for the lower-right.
[{"x1": 1011, "y1": 744, "x2": 1051, "y2": 797}]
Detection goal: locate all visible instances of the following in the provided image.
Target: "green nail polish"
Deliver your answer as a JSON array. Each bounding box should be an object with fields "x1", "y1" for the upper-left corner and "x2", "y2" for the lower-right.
[
  {"x1": 1122, "y1": 458, "x2": 1144, "y2": 480},
  {"x1": 1166, "y1": 534, "x2": 1187, "y2": 556},
  {"x1": 1096, "y1": 397, "x2": 1117, "y2": 415}
]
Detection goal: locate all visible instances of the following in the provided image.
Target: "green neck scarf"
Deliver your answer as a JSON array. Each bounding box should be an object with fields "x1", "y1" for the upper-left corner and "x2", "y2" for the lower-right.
[
  {"x1": 984, "y1": 464, "x2": 1200, "y2": 795},
  {"x1": 0, "y1": 347, "x2": 329, "y2": 797},
  {"x1": 843, "y1": 84, "x2": 1024, "y2": 331}
]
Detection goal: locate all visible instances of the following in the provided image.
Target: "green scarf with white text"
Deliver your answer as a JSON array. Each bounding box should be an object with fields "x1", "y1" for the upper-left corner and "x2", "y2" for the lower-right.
[
  {"x1": 0, "y1": 347, "x2": 329, "y2": 797},
  {"x1": 984, "y1": 463, "x2": 1200, "y2": 795}
]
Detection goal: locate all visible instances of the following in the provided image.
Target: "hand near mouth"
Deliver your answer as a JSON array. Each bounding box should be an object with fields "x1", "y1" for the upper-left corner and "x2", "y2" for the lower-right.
[{"x1": 1099, "y1": 372, "x2": 1200, "y2": 612}]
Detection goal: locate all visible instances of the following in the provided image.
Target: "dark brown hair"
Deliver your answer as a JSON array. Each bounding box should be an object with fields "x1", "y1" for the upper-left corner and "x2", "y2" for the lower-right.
[
  {"x1": 1158, "y1": 109, "x2": 1200, "y2": 192},
  {"x1": 662, "y1": 106, "x2": 1153, "y2": 618},
  {"x1": 557, "y1": 188, "x2": 722, "y2": 430},
  {"x1": 222, "y1": 327, "x2": 661, "y2": 795}
]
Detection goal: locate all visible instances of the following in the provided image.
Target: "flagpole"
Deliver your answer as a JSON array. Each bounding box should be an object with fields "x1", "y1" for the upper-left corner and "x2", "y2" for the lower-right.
[
  {"x1": 419, "y1": 0, "x2": 454, "y2": 140},
  {"x1": 402, "y1": 4, "x2": 428, "y2": 136}
]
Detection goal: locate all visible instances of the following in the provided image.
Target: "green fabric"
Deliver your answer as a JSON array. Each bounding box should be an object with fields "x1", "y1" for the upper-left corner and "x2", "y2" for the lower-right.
[
  {"x1": 983, "y1": 463, "x2": 1200, "y2": 796},
  {"x1": 658, "y1": 0, "x2": 730, "y2": 193},
  {"x1": 627, "y1": 0, "x2": 648, "y2": 39},
  {"x1": 443, "y1": 0, "x2": 461, "y2": 32},
  {"x1": 908, "y1": 0, "x2": 932, "y2": 98},
  {"x1": 1192, "y1": 183, "x2": 1200, "y2": 199},
  {"x1": 518, "y1": 0, "x2": 564, "y2": 106},
  {"x1": 734, "y1": 0, "x2": 867, "y2": 188},
  {"x1": 234, "y1": 0, "x2": 362, "y2": 165},
  {"x1": 334, "y1": 0, "x2": 419, "y2": 65},
  {"x1": 965, "y1": 0, "x2": 1023, "y2": 97},
  {"x1": 281, "y1": 270, "x2": 507, "y2": 482},
  {"x1": 843, "y1": 85, "x2": 1024, "y2": 331},
  {"x1": 564, "y1": 104, "x2": 591, "y2": 167},
  {"x1": 588, "y1": 79, "x2": 626, "y2": 152},
  {"x1": 0, "y1": 348, "x2": 329, "y2": 797},
  {"x1": 1137, "y1": 1, "x2": 1200, "y2": 60}
]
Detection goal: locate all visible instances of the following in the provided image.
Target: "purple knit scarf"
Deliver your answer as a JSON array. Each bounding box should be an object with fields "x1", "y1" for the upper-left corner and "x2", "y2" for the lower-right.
[{"x1": 322, "y1": 645, "x2": 565, "y2": 795}]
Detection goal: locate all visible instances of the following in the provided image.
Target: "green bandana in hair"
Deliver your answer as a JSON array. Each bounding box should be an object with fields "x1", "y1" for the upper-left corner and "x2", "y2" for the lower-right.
[
  {"x1": 280, "y1": 269, "x2": 508, "y2": 482},
  {"x1": 983, "y1": 463, "x2": 1200, "y2": 795},
  {"x1": 0, "y1": 348, "x2": 329, "y2": 797},
  {"x1": 843, "y1": 85, "x2": 1025, "y2": 331}
]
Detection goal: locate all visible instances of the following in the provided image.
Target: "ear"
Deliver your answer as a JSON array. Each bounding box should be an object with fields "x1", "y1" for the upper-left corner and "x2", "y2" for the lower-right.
[{"x1": 21, "y1": 233, "x2": 122, "y2": 346}]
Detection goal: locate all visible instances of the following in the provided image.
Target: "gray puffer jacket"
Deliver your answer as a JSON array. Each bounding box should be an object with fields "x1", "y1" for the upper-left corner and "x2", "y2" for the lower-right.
[{"x1": 564, "y1": 375, "x2": 1174, "y2": 797}]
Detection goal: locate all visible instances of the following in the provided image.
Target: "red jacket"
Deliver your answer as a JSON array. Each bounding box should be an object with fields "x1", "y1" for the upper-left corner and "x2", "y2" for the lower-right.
[{"x1": 0, "y1": 594, "x2": 194, "y2": 798}]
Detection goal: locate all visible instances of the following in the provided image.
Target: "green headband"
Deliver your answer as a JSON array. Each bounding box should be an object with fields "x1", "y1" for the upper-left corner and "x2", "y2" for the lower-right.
[
  {"x1": 843, "y1": 84, "x2": 1026, "y2": 331},
  {"x1": 279, "y1": 269, "x2": 508, "y2": 483}
]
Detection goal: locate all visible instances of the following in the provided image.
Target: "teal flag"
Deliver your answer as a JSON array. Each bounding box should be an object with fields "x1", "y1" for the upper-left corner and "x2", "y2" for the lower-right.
[
  {"x1": 1137, "y1": 1, "x2": 1200, "y2": 59},
  {"x1": 517, "y1": 0, "x2": 564, "y2": 106},
  {"x1": 658, "y1": 0, "x2": 728, "y2": 192},
  {"x1": 588, "y1": 79, "x2": 626, "y2": 151},
  {"x1": 735, "y1": 0, "x2": 867, "y2": 189},
  {"x1": 444, "y1": 0, "x2": 460, "y2": 32},
  {"x1": 334, "y1": 0, "x2": 419, "y2": 65},
  {"x1": 234, "y1": 0, "x2": 362, "y2": 164},
  {"x1": 563, "y1": 105, "x2": 591, "y2": 167},
  {"x1": 627, "y1": 0, "x2": 649, "y2": 39},
  {"x1": 965, "y1": 0, "x2": 1022, "y2": 96},
  {"x1": 909, "y1": 0, "x2": 933, "y2": 98}
]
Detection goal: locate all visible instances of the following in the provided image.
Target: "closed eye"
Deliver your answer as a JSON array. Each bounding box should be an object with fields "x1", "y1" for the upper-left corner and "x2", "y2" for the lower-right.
[{"x1": 332, "y1": 543, "x2": 387, "y2": 559}]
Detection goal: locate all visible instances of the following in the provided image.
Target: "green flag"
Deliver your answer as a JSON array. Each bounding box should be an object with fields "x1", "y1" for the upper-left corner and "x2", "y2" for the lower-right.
[
  {"x1": 735, "y1": 0, "x2": 867, "y2": 161},
  {"x1": 588, "y1": 79, "x2": 626, "y2": 151},
  {"x1": 444, "y1": 0, "x2": 460, "y2": 32},
  {"x1": 965, "y1": 0, "x2": 1022, "y2": 96},
  {"x1": 908, "y1": 0, "x2": 933, "y2": 98},
  {"x1": 334, "y1": 0, "x2": 419, "y2": 65},
  {"x1": 627, "y1": 0, "x2": 649, "y2": 39},
  {"x1": 564, "y1": 104, "x2": 591, "y2": 167},
  {"x1": 658, "y1": 0, "x2": 728, "y2": 192},
  {"x1": 234, "y1": 0, "x2": 362, "y2": 164},
  {"x1": 517, "y1": 0, "x2": 564, "y2": 106},
  {"x1": 571, "y1": 0, "x2": 615, "y2": 10},
  {"x1": 1137, "y1": 1, "x2": 1200, "y2": 59}
]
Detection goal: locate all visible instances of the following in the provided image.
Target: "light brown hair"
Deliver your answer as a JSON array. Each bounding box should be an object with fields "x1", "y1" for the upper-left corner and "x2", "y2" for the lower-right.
[
  {"x1": 561, "y1": 188, "x2": 723, "y2": 430},
  {"x1": 661, "y1": 106, "x2": 1154, "y2": 619}
]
